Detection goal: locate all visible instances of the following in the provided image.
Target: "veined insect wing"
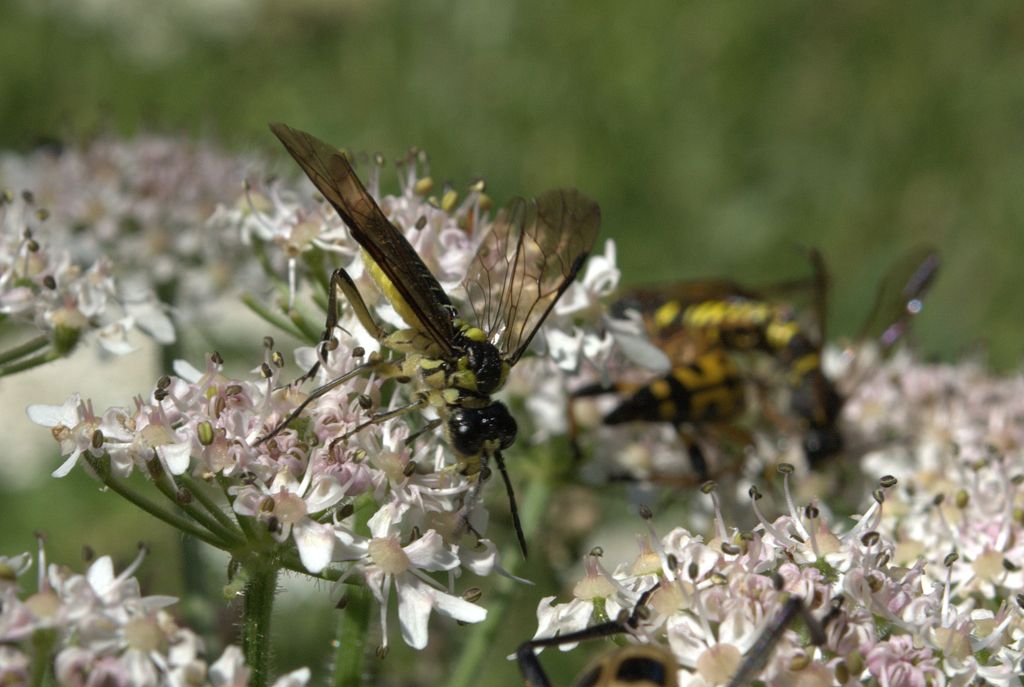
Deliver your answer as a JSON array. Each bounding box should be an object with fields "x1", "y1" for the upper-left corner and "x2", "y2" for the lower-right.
[{"x1": 463, "y1": 187, "x2": 600, "y2": 364}]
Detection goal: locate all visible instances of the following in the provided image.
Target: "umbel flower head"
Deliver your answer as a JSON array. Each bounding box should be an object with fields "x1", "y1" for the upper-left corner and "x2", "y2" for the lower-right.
[
  {"x1": 0, "y1": 135, "x2": 262, "y2": 325},
  {"x1": 524, "y1": 351, "x2": 1024, "y2": 686},
  {"x1": 0, "y1": 189, "x2": 174, "y2": 361},
  {"x1": 0, "y1": 539, "x2": 311, "y2": 687}
]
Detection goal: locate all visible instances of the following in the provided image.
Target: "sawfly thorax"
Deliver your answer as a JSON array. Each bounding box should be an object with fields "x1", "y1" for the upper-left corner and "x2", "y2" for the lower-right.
[
  {"x1": 461, "y1": 339, "x2": 506, "y2": 394},
  {"x1": 450, "y1": 325, "x2": 508, "y2": 395}
]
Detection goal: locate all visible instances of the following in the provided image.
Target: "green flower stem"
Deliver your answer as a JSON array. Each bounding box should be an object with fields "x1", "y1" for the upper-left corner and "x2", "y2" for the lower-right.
[
  {"x1": 147, "y1": 460, "x2": 245, "y2": 547},
  {"x1": 84, "y1": 453, "x2": 231, "y2": 550},
  {"x1": 279, "y1": 557, "x2": 338, "y2": 582},
  {"x1": 328, "y1": 493, "x2": 375, "y2": 686},
  {"x1": 242, "y1": 565, "x2": 279, "y2": 687},
  {"x1": 0, "y1": 348, "x2": 59, "y2": 377},
  {"x1": 447, "y1": 478, "x2": 552, "y2": 687},
  {"x1": 331, "y1": 586, "x2": 372, "y2": 687},
  {"x1": 29, "y1": 628, "x2": 57, "y2": 687},
  {"x1": 288, "y1": 307, "x2": 324, "y2": 344},
  {"x1": 177, "y1": 473, "x2": 245, "y2": 541},
  {"x1": 0, "y1": 334, "x2": 49, "y2": 366},
  {"x1": 242, "y1": 294, "x2": 306, "y2": 340}
]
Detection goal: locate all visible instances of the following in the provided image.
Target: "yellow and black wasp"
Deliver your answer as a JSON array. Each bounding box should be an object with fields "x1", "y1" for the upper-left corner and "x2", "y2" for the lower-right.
[
  {"x1": 263, "y1": 123, "x2": 600, "y2": 556},
  {"x1": 571, "y1": 247, "x2": 939, "y2": 479}
]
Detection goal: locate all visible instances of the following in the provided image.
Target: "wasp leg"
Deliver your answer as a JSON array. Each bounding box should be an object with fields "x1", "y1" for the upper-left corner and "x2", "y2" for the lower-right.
[
  {"x1": 567, "y1": 381, "x2": 643, "y2": 462},
  {"x1": 494, "y1": 450, "x2": 527, "y2": 558},
  {"x1": 326, "y1": 397, "x2": 428, "y2": 454},
  {"x1": 298, "y1": 266, "x2": 386, "y2": 386},
  {"x1": 725, "y1": 590, "x2": 835, "y2": 687},
  {"x1": 255, "y1": 360, "x2": 380, "y2": 445},
  {"x1": 674, "y1": 426, "x2": 709, "y2": 480},
  {"x1": 403, "y1": 418, "x2": 443, "y2": 446},
  {"x1": 516, "y1": 582, "x2": 662, "y2": 687}
]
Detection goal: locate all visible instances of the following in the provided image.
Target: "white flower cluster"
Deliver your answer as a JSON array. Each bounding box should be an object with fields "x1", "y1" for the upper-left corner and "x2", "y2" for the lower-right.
[
  {"x1": 527, "y1": 350, "x2": 1024, "y2": 686},
  {"x1": 0, "y1": 135, "x2": 261, "y2": 325},
  {"x1": 0, "y1": 544, "x2": 310, "y2": 686},
  {"x1": 28, "y1": 154, "x2": 621, "y2": 652},
  {"x1": 0, "y1": 191, "x2": 174, "y2": 359}
]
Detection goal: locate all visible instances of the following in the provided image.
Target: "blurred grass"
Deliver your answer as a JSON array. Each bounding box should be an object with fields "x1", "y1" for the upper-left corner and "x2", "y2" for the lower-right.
[
  {"x1": 2, "y1": 0, "x2": 1023, "y2": 366},
  {"x1": 2, "y1": 0, "x2": 1023, "y2": 684}
]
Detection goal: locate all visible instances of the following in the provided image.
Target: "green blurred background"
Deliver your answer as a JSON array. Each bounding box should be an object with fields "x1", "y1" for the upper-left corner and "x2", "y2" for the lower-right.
[{"x1": 2, "y1": 0, "x2": 1022, "y2": 684}]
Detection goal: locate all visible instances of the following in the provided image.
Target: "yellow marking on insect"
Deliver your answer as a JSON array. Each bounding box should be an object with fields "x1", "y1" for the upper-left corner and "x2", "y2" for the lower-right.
[
  {"x1": 422, "y1": 367, "x2": 446, "y2": 388},
  {"x1": 576, "y1": 645, "x2": 680, "y2": 687},
  {"x1": 671, "y1": 350, "x2": 732, "y2": 390},
  {"x1": 363, "y1": 251, "x2": 429, "y2": 334},
  {"x1": 788, "y1": 353, "x2": 821, "y2": 385},
  {"x1": 697, "y1": 350, "x2": 731, "y2": 383},
  {"x1": 683, "y1": 301, "x2": 725, "y2": 328},
  {"x1": 690, "y1": 387, "x2": 735, "y2": 420},
  {"x1": 658, "y1": 399, "x2": 678, "y2": 420},
  {"x1": 685, "y1": 300, "x2": 772, "y2": 331},
  {"x1": 463, "y1": 326, "x2": 487, "y2": 342},
  {"x1": 653, "y1": 300, "x2": 681, "y2": 330},
  {"x1": 650, "y1": 379, "x2": 672, "y2": 399},
  {"x1": 450, "y1": 368, "x2": 478, "y2": 391},
  {"x1": 671, "y1": 365, "x2": 704, "y2": 390},
  {"x1": 766, "y1": 319, "x2": 799, "y2": 349}
]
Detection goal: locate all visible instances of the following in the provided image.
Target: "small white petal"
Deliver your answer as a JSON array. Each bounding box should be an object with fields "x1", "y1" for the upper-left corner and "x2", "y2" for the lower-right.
[
  {"x1": 172, "y1": 359, "x2": 203, "y2": 383},
  {"x1": 395, "y1": 577, "x2": 433, "y2": 649},
  {"x1": 271, "y1": 667, "x2": 312, "y2": 687},
  {"x1": 26, "y1": 394, "x2": 82, "y2": 428},
  {"x1": 293, "y1": 520, "x2": 335, "y2": 574},
  {"x1": 158, "y1": 442, "x2": 192, "y2": 475},
  {"x1": 85, "y1": 556, "x2": 116, "y2": 593},
  {"x1": 125, "y1": 300, "x2": 175, "y2": 344},
  {"x1": 367, "y1": 501, "x2": 408, "y2": 538},
  {"x1": 404, "y1": 531, "x2": 458, "y2": 572},
  {"x1": 304, "y1": 475, "x2": 346, "y2": 513},
  {"x1": 333, "y1": 530, "x2": 370, "y2": 562},
  {"x1": 430, "y1": 588, "x2": 487, "y2": 625},
  {"x1": 96, "y1": 319, "x2": 138, "y2": 355},
  {"x1": 210, "y1": 645, "x2": 249, "y2": 685},
  {"x1": 606, "y1": 314, "x2": 671, "y2": 373},
  {"x1": 51, "y1": 450, "x2": 82, "y2": 478}
]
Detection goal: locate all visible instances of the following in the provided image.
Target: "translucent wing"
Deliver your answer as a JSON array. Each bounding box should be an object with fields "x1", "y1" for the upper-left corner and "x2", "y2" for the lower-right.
[
  {"x1": 856, "y1": 246, "x2": 940, "y2": 351},
  {"x1": 463, "y1": 188, "x2": 600, "y2": 365},
  {"x1": 269, "y1": 122, "x2": 457, "y2": 354}
]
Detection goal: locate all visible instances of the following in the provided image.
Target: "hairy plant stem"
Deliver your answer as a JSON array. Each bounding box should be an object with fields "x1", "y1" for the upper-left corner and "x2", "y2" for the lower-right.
[
  {"x1": 242, "y1": 565, "x2": 280, "y2": 687},
  {"x1": 328, "y1": 496, "x2": 375, "y2": 686},
  {"x1": 331, "y1": 587, "x2": 372, "y2": 687}
]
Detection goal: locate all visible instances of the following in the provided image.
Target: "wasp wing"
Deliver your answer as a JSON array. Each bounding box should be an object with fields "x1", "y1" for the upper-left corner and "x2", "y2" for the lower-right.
[
  {"x1": 269, "y1": 123, "x2": 457, "y2": 354},
  {"x1": 463, "y1": 188, "x2": 599, "y2": 366},
  {"x1": 856, "y1": 246, "x2": 940, "y2": 351}
]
